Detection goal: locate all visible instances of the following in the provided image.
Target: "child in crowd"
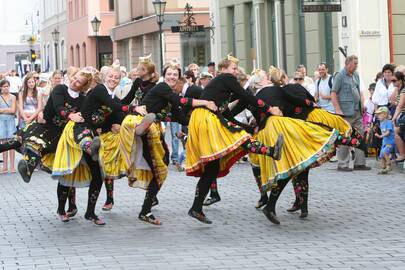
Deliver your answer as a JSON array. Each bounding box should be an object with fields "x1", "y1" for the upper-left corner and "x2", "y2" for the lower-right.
[{"x1": 375, "y1": 106, "x2": 395, "y2": 174}]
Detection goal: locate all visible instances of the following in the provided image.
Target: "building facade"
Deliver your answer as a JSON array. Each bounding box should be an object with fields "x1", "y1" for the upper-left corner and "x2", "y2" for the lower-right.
[
  {"x1": 391, "y1": 0, "x2": 405, "y2": 64},
  {"x1": 214, "y1": 0, "x2": 405, "y2": 86},
  {"x1": 39, "y1": 0, "x2": 68, "y2": 71},
  {"x1": 0, "y1": 0, "x2": 40, "y2": 73},
  {"x1": 66, "y1": 0, "x2": 115, "y2": 68},
  {"x1": 111, "y1": 0, "x2": 211, "y2": 72}
]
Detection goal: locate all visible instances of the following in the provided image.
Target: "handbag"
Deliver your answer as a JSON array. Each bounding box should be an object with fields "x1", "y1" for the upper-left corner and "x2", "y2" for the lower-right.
[{"x1": 397, "y1": 113, "x2": 405, "y2": 127}]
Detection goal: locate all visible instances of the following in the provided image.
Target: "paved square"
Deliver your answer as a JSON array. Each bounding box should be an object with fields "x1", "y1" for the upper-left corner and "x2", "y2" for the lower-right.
[{"x1": 1, "y1": 159, "x2": 405, "y2": 269}]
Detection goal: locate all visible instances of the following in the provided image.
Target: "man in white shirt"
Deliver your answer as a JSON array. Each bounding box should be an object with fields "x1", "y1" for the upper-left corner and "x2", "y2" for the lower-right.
[
  {"x1": 372, "y1": 64, "x2": 395, "y2": 110},
  {"x1": 315, "y1": 63, "x2": 335, "y2": 113},
  {"x1": 5, "y1": 70, "x2": 22, "y2": 97}
]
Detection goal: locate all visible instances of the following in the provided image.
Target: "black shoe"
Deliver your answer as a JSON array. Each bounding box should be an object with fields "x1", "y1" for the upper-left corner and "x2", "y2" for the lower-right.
[
  {"x1": 138, "y1": 212, "x2": 162, "y2": 225},
  {"x1": 353, "y1": 165, "x2": 371, "y2": 171},
  {"x1": 18, "y1": 160, "x2": 31, "y2": 183},
  {"x1": 287, "y1": 204, "x2": 300, "y2": 213},
  {"x1": 188, "y1": 209, "x2": 212, "y2": 224},
  {"x1": 203, "y1": 195, "x2": 221, "y2": 206},
  {"x1": 255, "y1": 196, "x2": 268, "y2": 209},
  {"x1": 151, "y1": 196, "x2": 159, "y2": 207},
  {"x1": 66, "y1": 208, "x2": 78, "y2": 218},
  {"x1": 337, "y1": 166, "x2": 353, "y2": 172},
  {"x1": 299, "y1": 212, "x2": 308, "y2": 219},
  {"x1": 135, "y1": 113, "x2": 156, "y2": 136},
  {"x1": 84, "y1": 213, "x2": 106, "y2": 225},
  {"x1": 262, "y1": 207, "x2": 280, "y2": 225},
  {"x1": 272, "y1": 134, "x2": 284, "y2": 161},
  {"x1": 90, "y1": 137, "x2": 101, "y2": 161}
]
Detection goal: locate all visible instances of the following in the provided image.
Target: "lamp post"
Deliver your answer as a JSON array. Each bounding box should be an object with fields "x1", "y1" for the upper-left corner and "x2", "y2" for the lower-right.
[
  {"x1": 91, "y1": 16, "x2": 101, "y2": 69},
  {"x1": 152, "y1": 0, "x2": 167, "y2": 73},
  {"x1": 51, "y1": 28, "x2": 60, "y2": 70}
]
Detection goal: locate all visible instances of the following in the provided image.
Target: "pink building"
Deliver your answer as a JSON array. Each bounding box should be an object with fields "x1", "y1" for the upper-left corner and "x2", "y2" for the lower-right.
[
  {"x1": 66, "y1": 0, "x2": 115, "y2": 68},
  {"x1": 111, "y1": 0, "x2": 211, "y2": 72}
]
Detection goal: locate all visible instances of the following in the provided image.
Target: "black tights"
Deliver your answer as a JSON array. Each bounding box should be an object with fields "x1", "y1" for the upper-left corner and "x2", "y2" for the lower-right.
[
  {"x1": 57, "y1": 184, "x2": 77, "y2": 214},
  {"x1": 265, "y1": 170, "x2": 309, "y2": 214},
  {"x1": 291, "y1": 170, "x2": 309, "y2": 213},
  {"x1": 140, "y1": 178, "x2": 159, "y2": 215},
  {"x1": 191, "y1": 160, "x2": 219, "y2": 213},
  {"x1": 140, "y1": 134, "x2": 159, "y2": 215},
  {"x1": 84, "y1": 153, "x2": 103, "y2": 217},
  {"x1": 104, "y1": 178, "x2": 114, "y2": 205},
  {"x1": 252, "y1": 166, "x2": 268, "y2": 201},
  {"x1": 56, "y1": 153, "x2": 102, "y2": 217}
]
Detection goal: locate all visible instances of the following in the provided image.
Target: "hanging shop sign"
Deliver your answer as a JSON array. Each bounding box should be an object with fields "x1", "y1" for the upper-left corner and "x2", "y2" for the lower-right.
[
  {"x1": 302, "y1": 0, "x2": 342, "y2": 13},
  {"x1": 171, "y1": 3, "x2": 205, "y2": 35}
]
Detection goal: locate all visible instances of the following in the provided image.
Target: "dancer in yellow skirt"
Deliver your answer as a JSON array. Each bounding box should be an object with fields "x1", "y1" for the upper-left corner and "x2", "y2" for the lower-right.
[
  {"x1": 254, "y1": 70, "x2": 355, "y2": 224},
  {"x1": 186, "y1": 55, "x2": 285, "y2": 224},
  {"x1": 101, "y1": 54, "x2": 159, "y2": 211},
  {"x1": 52, "y1": 66, "x2": 147, "y2": 225},
  {"x1": 221, "y1": 68, "x2": 338, "y2": 224},
  {"x1": 119, "y1": 63, "x2": 218, "y2": 225},
  {"x1": 0, "y1": 69, "x2": 92, "y2": 222}
]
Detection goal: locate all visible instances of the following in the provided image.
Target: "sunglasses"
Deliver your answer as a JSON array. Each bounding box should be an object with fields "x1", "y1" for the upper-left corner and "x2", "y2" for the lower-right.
[{"x1": 294, "y1": 78, "x2": 304, "y2": 81}]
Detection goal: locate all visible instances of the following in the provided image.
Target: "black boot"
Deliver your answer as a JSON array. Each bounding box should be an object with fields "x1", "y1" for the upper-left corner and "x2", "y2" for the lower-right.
[
  {"x1": 18, "y1": 151, "x2": 40, "y2": 183},
  {"x1": 203, "y1": 180, "x2": 221, "y2": 206}
]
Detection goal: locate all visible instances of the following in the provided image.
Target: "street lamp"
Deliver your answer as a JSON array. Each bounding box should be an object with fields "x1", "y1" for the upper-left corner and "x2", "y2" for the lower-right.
[
  {"x1": 91, "y1": 16, "x2": 101, "y2": 68},
  {"x1": 152, "y1": 0, "x2": 166, "y2": 73},
  {"x1": 51, "y1": 28, "x2": 60, "y2": 70}
]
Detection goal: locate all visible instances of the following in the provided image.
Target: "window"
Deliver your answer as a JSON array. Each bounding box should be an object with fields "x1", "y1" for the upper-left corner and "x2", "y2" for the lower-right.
[
  {"x1": 60, "y1": 40, "x2": 65, "y2": 70},
  {"x1": 109, "y1": 0, "x2": 114, "y2": 11},
  {"x1": 68, "y1": 1, "x2": 73, "y2": 21},
  {"x1": 82, "y1": 43, "x2": 87, "y2": 66},
  {"x1": 248, "y1": 4, "x2": 256, "y2": 50},
  {"x1": 70, "y1": 46, "x2": 74, "y2": 66},
  {"x1": 76, "y1": 44, "x2": 80, "y2": 67},
  {"x1": 228, "y1": 6, "x2": 237, "y2": 56},
  {"x1": 74, "y1": 0, "x2": 78, "y2": 19}
]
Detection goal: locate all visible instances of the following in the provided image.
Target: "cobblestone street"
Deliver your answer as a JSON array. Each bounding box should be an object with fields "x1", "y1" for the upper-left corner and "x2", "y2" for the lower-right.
[{"x1": 1, "y1": 159, "x2": 405, "y2": 270}]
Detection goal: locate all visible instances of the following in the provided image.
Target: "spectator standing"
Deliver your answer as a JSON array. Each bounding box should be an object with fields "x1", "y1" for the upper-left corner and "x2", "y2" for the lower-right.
[
  {"x1": 5, "y1": 70, "x2": 22, "y2": 98},
  {"x1": 199, "y1": 72, "x2": 213, "y2": 89},
  {"x1": 0, "y1": 80, "x2": 17, "y2": 173},
  {"x1": 315, "y1": 62, "x2": 335, "y2": 113},
  {"x1": 18, "y1": 75, "x2": 41, "y2": 129},
  {"x1": 331, "y1": 55, "x2": 371, "y2": 171},
  {"x1": 207, "y1": 62, "x2": 217, "y2": 78},
  {"x1": 391, "y1": 71, "x2": 405, "y2": 161},
  {"x1": 372, "y1": 64, "x2": 395, "y2": 111},
  {"x1": 296, "y1": 64, "x2": 314, "y2": 89}
]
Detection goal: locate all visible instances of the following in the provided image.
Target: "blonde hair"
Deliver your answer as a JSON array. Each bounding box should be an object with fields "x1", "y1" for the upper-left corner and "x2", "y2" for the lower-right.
[
  {"x1": 268, "y1": 66, "x2": 283, "y2": 86},
  {"x1": 75, "y1": 69, "x2": 93, "y2": 90},
  {"x1": 236, "y1": 67, "x2": 248, "y2": 86},
  {"x1": 138, "y1": 61, "x2": 159, "y2": 82},
  {"x1": 249, "y1": 69, "x2": 267, "y2": 93}
]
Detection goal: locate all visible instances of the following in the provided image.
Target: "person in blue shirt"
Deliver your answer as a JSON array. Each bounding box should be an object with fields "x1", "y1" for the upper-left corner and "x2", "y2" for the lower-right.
[{"x1": 375, "y1": 106, "x2": 395, "y2": 173}]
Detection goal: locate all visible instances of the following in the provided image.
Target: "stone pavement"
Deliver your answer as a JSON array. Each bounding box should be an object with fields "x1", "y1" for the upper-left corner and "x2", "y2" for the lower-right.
[{"x1": 0, "y1": 159, "x2": 405, "y2": 270}]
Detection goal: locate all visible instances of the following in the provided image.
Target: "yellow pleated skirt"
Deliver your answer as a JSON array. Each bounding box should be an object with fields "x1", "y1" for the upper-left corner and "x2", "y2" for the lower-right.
[
  {"x1": 119, "y1": 114, "x2": 168, "y2": 190},
  {"x1": 51, "y1": 121, "x2": 93, "y2": 187},
  {"x1": 257, "y1": 116, "x2": 338, "y2": 191},
  {"x1": 100, "y1": 131, "x2": 126, "y2": 179},
  {"x1": 185, "y1": 108, "x2": 251, "y2": 177},
  {"x1": 307, "y1": 108, "x2": 351, "y2": 136}
]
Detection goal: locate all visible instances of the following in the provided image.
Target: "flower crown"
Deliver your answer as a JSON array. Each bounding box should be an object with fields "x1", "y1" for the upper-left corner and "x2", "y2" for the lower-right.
[
  {"x1": 226, "y1": 53, "x2": 239, "y2": 64},
  {"x1": 139, "y1": 53, "x2": 152, "y2": 64}
]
